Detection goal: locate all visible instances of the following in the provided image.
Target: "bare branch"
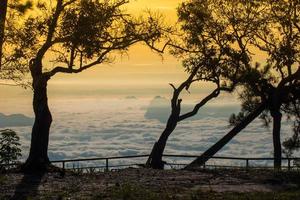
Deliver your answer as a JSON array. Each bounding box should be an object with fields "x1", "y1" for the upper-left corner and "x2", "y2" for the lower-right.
[
  {"x1": 178, "y1": 88, "x2": 220, "y2": 122},
  {"x1": 62, "y1": 0, "x2": 77, "y2": 8},
  {"x1": 45, "y1": 49, "x2": 110, "y2": 77},
  {"x1": 169, "y1": 83, "x2": 176, "y2": 91},
  {"x1": 145, "y1": 40, "x2": 170, "y2": 53},
  {"x1": 279, "y1": 66, "x2": 300, "y2": 89},
  {"x1": 168, "y1": 43, "x2": 201, "y2": 53},
  {"x1": 178, "y1": 85, "x2": 234, "y2": 122}
]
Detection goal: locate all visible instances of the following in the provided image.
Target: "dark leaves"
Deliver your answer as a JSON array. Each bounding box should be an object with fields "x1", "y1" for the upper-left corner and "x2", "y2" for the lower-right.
[{"x1": 0, "y1": 129, "x2": 22, "y2": 166}]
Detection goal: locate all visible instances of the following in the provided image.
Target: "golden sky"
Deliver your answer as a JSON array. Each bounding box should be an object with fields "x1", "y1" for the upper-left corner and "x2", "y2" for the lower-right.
[
  {"x1": 3, "y1": 0, "x2": 270, "y2": 99},
  {"x1": 49, "y1": 0, "x2": 188, "y2": 97}
]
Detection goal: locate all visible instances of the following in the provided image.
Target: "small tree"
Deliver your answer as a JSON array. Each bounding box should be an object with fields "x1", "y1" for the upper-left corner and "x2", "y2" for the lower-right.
[{"x1": 0, "y1": 129, "x2": 22, "y2": 167}]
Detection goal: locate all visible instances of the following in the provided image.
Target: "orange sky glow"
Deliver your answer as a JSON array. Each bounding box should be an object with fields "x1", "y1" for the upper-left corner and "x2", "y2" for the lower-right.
[{"x1": 49, "y1": 0, "x2": 188, "y2": 97}]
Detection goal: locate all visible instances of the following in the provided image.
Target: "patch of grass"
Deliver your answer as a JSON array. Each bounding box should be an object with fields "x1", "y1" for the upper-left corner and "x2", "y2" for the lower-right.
[
  {"x1": 101, "y1": 183, "x2": 176, "y2": 200},
  {"x1": 41, "y1": 191, "x2": 70, "y2": 200},
  {"x1": 0, "y1": 174, "x2": 7, "y2": 184},
  {"x1": 190, "y1": 190, "x2": 300, "y2": 200}
]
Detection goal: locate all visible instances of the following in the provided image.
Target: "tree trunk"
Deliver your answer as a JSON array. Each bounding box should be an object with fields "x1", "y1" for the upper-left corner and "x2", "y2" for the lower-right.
[
  {"x1": 271, "y1": 110, "x2": 282, "y2": 169},
  {"x1": 23, "y1": 75, "x2": 52, "y2": 171},
  {"x1": 146, "y1": 115, "x2": 178, "y2": 169},
  {"x1": 185, "y1": 102, "x2": 266, "y2": 170},
  {"x1": 0, "y1": 0, "x2": 8, "y2": 69}
]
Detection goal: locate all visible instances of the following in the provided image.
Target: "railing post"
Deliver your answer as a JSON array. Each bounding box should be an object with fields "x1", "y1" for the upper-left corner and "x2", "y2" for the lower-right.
[
  {"x1": 288, "y1": 158, "x2": 291, "y2": 171},
  {"x1": 62, "y1": 161, "x2": 65, "y2": 171},
  {"x1": 203, "y1": 162, "x2": 206, "y2": 169},
  {"x1": 105, "y1": 158, "x2": 109, "y2": 172},
  {"x1": 246, "y1": 159, "x2": 249, "y2": 170}
]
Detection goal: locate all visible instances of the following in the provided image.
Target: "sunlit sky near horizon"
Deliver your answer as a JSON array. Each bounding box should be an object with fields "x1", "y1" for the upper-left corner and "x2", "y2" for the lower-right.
[
  {"x1": 0, "y1": 0, "x2": 214, "y2": 97},
  {"x1": 1, "y1": 0, "x2": 277, "y2": 100},
  {"x1": 51, "y1": 0, "x2": 187, "y2": 95},
  {"x1": 2, "y1": 0, "x2": 269, "y2": 99},
  {"x1": 2, "y1": 0, "x2": 196, "y2": 99}
]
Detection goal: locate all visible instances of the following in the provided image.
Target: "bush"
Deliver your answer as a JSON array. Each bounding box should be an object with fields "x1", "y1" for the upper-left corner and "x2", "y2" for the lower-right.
[{"x1": 0, "y1": 129, "x2": 22, "y2": 167}]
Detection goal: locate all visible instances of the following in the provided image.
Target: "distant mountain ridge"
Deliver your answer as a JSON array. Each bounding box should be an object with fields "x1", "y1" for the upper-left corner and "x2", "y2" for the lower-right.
[{"x1": 0, "y1": 113, "x2": 33, "y2": 128}]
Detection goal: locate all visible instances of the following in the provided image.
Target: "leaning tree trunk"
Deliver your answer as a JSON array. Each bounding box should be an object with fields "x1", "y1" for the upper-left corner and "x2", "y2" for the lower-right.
[
  {"x1": 23, "y1": 75, "x2": 52, "y2": 171},
  {"x1": 271, "y1": 110, "x2": 282, "y2": 169},
  {"x1": 146, "y1": 114, "x2": 178, "y2": 169},
  {"x1": 185, "y1": 102, "x2": 267, "y2": 170}
]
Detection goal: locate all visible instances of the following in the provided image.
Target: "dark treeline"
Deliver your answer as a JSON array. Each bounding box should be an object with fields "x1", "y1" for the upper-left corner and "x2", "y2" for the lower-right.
[{"x1": 0, "y1": 0, "x2": 299, "y2": 172}]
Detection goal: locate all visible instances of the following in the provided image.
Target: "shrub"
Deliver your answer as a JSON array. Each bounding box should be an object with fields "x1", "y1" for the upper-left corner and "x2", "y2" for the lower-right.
[{"x1": 0, "y1": 129, "x2": 22, "y2": 166}]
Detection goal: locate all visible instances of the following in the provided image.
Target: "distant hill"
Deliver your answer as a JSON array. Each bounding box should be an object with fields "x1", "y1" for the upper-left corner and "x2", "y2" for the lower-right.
[{"x1": 0, "y1": 113, "x2": 33, "y2": 128}]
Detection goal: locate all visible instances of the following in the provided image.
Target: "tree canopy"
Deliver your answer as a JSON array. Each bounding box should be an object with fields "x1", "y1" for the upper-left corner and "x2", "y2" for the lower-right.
[
  {"x1": 0, "y1": 0, "x2": 33, "y2": 82},
  {"x1": 175, "y1": 0, "x2": 299, "y2": 169},
  {"x1": 2, "y1": 0, "x2": 169, "y2": 81}
]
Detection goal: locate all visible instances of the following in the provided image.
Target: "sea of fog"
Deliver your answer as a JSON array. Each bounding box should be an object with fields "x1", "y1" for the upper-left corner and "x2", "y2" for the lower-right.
[{"x1": 0, "y1": 95, "x2": 296, "y2": 167}]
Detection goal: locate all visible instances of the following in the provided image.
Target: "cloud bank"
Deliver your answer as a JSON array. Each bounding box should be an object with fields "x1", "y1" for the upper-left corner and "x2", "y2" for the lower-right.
[{"x1": 3, "y1": 97, "x2": 296, "y2": 167}]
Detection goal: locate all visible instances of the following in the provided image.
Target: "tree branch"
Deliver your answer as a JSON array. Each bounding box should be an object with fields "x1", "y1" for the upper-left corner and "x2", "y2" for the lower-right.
[
  {"x1": 178, "y1": 88, "x2": 220, "y2": 122},
  {"x1": 178, "y1": 85, "x2": 234, "y2": 122},
  {"x1": 62, "y1": 0, "x2": 77, "y2": 8},
  {"x1": 278, "y1": 66, "x2": 300, "y2": 89},
  {"x1": 45, "y1": 49, "x2": 110, "y2": 77},
  {"x1": 145, "y1": 40, "x2": 170, "y2": 54},
  {"x1": 169, "y1": 83, "x2": 176, "y2": 91},
  {"x1": 35, "y1": 0, "x2": 63, "y2": 67}
]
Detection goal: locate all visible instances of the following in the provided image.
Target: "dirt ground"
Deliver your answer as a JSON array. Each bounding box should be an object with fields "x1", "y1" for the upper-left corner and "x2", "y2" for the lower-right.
[{"x1": 1, "y1": 168, "x2": 300, "y2": 199}]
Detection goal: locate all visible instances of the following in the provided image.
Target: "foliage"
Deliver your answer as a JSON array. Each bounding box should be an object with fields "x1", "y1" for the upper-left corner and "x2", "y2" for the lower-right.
[
  {"x1": 177, "y1": 0, "x2": 299, "y2": 142},
  {"x1": 0, "y1": 0, "x2": 33, "y2": 82},
  {"x1": 175, "y1": 0, "x2": 248, "y2": 92},
  {"x1": 0, "y1": 129, "x2": 22, "y2": 166},
  {"x1": 282, "y1": 100, "x2": 300, "y2": 156},
  {"x1": 1, "y1": 0, "x2": 171, "y2": 86},
  {"x1": 9, "y1": 0, "x2": 33, "y2": 14}
]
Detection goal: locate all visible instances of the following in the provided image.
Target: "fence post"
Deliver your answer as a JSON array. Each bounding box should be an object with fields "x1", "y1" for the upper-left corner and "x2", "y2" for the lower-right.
[
  {"x1": 246, "y1": 159, "x2": 249, "y2": 170},
  {"x1": 105, "y1": 158, "x2": 109, "y2": 172},
  {"x1": 288, "y1": 158, "x2": 291, "y2": 171},
  {"x1": 62, "y1": 161, "x2": 65, "y2": 171}
]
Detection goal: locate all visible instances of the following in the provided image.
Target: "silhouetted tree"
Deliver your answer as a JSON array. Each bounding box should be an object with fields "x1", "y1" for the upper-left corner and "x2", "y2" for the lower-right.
[
  {"x1": 146, "y1": 0, "x2": 250, "y2": 169},
  {"x1": 146, "y1": 63, "x2": 235, "y2": 169},
  {"x1": 184, "y1": 0, "x2": 300, "y2": 169},
  {"x1": 4, "y1": 0, "x2": 170, "y2": 171}
]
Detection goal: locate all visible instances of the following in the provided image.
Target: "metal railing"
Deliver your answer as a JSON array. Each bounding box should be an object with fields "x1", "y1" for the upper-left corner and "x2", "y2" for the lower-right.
[
  {"x1": 51, "y1": 154, "x2": 150, "y2": 172},
  {"x1": 49, "y1": 154, "x2": 300, "y2": 172},
  {"x1": 2, "y1": 155, "x2": 300, "y2": 172}
]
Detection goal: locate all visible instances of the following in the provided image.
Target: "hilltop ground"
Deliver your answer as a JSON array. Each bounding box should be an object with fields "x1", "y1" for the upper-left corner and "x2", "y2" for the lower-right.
[{"x1": 1, "y1": 168, "x2": 300, "y2": 199}]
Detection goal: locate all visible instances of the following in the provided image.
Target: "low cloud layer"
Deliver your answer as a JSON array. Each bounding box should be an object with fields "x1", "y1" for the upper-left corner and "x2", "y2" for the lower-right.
[{"x1": 2, "y1": 97, "x2": 296, "y2": 167}]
